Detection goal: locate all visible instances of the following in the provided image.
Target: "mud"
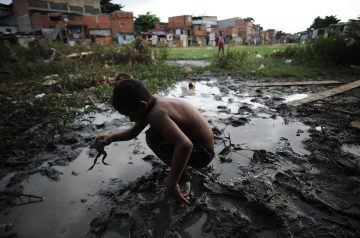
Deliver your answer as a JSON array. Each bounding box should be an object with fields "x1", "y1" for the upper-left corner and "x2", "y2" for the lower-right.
[{"x1": 1, "y1": 72, "x2": 360, "y2": 237}]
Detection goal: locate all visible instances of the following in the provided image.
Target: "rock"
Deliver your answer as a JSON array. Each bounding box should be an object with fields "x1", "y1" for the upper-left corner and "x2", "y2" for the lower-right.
[{"x1": 89, "y1": 212, "x2": 108, "y2": 236}]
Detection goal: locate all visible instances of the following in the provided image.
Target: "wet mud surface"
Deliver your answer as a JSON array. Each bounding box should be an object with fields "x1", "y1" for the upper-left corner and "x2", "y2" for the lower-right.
[{"x1": 1, "y1": 72, "x2": 360, "y2": 237}]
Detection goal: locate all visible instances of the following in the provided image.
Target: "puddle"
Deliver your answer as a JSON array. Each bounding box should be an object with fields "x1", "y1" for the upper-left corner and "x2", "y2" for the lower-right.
[
  {"x1": 224, "y1": 117, "x2": 309, "y2": 154},
  {"x1": 284, "y1": 93, "x2": 308, "y2": 102},
  {"x1": 0, "y1": 133, "x2": 153, "y2": 238},
  {"x1": 166, "y1": 60, "x2": 211, "y2": 67},
  {"x1": 179, "y1": 211, "x2": 214, "y2": 238},
  {"x1": 164, "y1": 80, "x2": 309, "y2": 156},
  {"x1": 1, "y1": 79, "x2": 312, "y2": 237},
  {"x1": 163, "y1": 80, "x2": 264, "y2": 117}
]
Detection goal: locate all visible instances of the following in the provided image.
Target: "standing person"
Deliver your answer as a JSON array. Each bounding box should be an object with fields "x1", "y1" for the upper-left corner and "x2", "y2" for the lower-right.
[
  {"x1": 95, "y1": 77, "x2": 215, "y2": 204},
  {"x1": 218, "y1": 32, "x2": 225, "y2": 55}
]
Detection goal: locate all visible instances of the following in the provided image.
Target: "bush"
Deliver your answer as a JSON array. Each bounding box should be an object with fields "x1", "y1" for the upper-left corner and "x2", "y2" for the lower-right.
[
  {"x1": 211, "y1": 48, "x2": 248, "y2": 69},
  {"x1": 153, "y1": 42, "x2": 169, "y2": 61},
  {"x1": 272, "y1": 36, "x2": 360, "y2": 66}
]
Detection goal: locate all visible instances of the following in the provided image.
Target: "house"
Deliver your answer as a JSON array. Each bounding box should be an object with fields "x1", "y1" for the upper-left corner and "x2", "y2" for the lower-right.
[
  {"x1": 0, "y1": 0, "x2": 134, "y2": 44},
  {"x1": 263, "y1": 29, "x2": 275, "y2": 44},
  {"x1": 0, "y1": 3, "x2": 18, "y2": 35},
  {"x1": 302, "y1": 22, "x2": 349, "y2": 43},
  {"x1": 168, "y1": 15, "x2": 192, "y2": 47},
  {"x1": 217, "y1": 17, "x2": 264, "y2": 45},
  {"x1": 192, "y1": 16, "x2": 217, "y2": 46}
]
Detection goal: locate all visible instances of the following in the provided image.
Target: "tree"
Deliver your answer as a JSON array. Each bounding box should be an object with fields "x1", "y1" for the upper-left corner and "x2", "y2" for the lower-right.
[
  {"x1": 310, "y1": 15, "x2": 340, "y2": 29},
  {"x1": 100, "y1": 0, "x2": 124, "y2": 13},
  {"x1": 244, "y1": 17, "x2": 254, "y2": 22},
  {"x1": 134, "y1": 12, "x2": 160, "y2": 32},
  {"x1": 276, "y1": 30, "x2": 286, "y2": 40}
]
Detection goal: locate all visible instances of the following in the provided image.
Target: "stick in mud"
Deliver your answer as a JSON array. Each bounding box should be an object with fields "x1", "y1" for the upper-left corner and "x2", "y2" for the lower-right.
[{"x1": 0, "y1": 191, "x2": 43, "y2": 206}]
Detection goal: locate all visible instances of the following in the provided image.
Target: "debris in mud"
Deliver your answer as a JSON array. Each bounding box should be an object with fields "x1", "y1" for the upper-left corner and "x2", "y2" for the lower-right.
[
  {"x1": 142, "y1": 154, "x2": 156, "y2": 161},
  {"x1": 39, "y1": 167, "x2": 62, "y2": 181},
  {"x1": 224, "y1": 116, "x2": 249, "y2": 127},
  {"x1": 89, "y1": 211, "x2": 109, "y2": 236},
  {"x1": 0, "y1": 191, "x2": 43, "y2": 207}
]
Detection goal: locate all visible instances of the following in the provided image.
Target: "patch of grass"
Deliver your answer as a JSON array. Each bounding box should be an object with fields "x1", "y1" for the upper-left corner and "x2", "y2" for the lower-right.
[
  {"x1": 168, "y1": 45, "x2": 360, "y2": 78},
  {"x1": 168, "y1": 46, "x2": 217, "y2": 60},
  {"x1": 168, "y1": 45, "x2": 285, "y2": 60}
]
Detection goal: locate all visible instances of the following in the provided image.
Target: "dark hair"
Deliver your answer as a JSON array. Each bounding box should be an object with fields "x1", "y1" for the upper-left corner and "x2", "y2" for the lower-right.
[
  {"x1": 112, "y1": 78, "x2": 152, "y2": 112},
  {"x1": 115, "y1": 72, "x2": 133, "y2": 82}
]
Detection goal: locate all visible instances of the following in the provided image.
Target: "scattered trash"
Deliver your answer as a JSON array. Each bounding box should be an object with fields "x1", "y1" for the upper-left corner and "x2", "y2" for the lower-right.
[
  {"x1": 34, "y1": 93, "x2": 46, "y2": 99},
  {"x1": 43, "y1": 74, "x2": 59, "y2": 80},
  {"x1": 0, "y1": 223, "x2": 13, "y2": 232},
  {"x1": 41, "y1": 79, "x2": 57, "y2": 86},
  {"x1": 66, "y1": 51, "x2": 93, "y2": 59},
  {"x1": 285, "y1": 59, "x2": 292, "y2": 63},
  {"x1": 257, "y1": 64, "x2": 265, "y2": 70},
  {"x1": 188, "y1": 81, "x2": 195, "y2": 89},
  {"x1": 255, "y1": 54, "x2": 262, "y2": 58}
]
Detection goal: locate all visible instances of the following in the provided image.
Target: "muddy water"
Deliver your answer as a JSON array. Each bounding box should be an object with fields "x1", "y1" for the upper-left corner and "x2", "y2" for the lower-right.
[
  {"x1": 0, "y1": 134, "x2": 153, "y2": 237},
  {"x1": 1, "y1": 80, "x2": 312, "y2": 237}
]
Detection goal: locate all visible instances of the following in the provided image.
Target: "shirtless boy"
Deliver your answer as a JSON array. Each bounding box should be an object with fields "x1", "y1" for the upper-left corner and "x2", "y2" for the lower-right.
[{"x1": 96, "y1": 78, "x2": 214, "y2": 204}]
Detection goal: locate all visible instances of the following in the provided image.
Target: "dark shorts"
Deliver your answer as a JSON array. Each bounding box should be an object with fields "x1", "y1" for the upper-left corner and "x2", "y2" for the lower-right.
[{"x1": 145, "y1": 127, "x2": 215, "y2": 169}]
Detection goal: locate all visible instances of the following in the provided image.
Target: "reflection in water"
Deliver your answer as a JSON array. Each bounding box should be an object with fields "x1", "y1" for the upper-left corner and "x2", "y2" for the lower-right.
[
  {"x1": 179, "y1": 212, "x2": 214, "y2": 238},
  {"x1": 284, "y1": 93, "x2": 308, "y2": 102}
]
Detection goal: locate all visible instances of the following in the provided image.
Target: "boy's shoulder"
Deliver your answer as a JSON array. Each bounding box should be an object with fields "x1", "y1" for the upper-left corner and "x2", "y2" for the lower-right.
[{"x1": 149, "y1": 97, "x2": 187, "y2": 117}]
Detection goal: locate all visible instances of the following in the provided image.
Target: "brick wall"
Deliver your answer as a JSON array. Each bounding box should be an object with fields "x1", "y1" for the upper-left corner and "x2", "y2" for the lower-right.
[
  {"x1": 110, "y1": 11, "x2": 134, "y2": 37},
  {"x1": 31, "y1": 13, "x2": 56, "y2": 30},
  {"x1": 154, "y1": 22, "x2": 168, "y2": 31},
  {"x1": 168, "y1": 15, "x2": 192, "y2": 29},
  {"x1": 13, "y1": 0, "x2": 29, "y2": 16},
  {"x1": 192, "y1": 25, "x2": 206, "y2": 36}
]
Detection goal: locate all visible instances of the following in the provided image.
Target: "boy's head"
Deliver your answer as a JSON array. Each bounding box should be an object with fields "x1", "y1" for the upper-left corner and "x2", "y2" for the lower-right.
[
  {"x1": 115, "y1": 72, "x2": 133, "y2": 82},
  {"x1": 112, "y1": 78, "x2": 153, "y2": 122}
]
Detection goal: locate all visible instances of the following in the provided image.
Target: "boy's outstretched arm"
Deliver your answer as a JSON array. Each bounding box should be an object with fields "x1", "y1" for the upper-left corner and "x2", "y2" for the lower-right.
[
  {"x1": 149, "y1": 111, "x2": 193, "y2": 204},
  {"x1": 97, "y1": 123, "x2": 147, "y2": 145}
]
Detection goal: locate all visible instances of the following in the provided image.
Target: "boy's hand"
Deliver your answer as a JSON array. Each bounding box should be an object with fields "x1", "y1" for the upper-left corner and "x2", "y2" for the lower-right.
[{"x1": 164, "y1": 176, "x2": 190, "y2": 205}]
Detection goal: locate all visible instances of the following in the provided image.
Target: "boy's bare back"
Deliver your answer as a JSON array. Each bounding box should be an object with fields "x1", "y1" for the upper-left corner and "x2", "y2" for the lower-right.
[{"x1": 148, "y1": 97, "x2": 214, "y2": 152}]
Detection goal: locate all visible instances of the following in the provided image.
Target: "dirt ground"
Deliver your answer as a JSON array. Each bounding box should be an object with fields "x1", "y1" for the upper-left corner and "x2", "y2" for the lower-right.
[{"x1": 1, "y1": 72, "x2": 360, "y2": 237}]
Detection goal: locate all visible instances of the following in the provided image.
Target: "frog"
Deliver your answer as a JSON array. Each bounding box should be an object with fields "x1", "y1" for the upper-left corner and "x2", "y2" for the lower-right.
[{"x1": 88, "y1": 138, "x2": 109, "y2": 171}]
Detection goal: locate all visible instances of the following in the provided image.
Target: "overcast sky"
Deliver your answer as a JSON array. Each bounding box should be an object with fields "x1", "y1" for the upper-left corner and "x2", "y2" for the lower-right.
[{"x1": 1, "y1": 0, "x2": 359, "y2": 33}]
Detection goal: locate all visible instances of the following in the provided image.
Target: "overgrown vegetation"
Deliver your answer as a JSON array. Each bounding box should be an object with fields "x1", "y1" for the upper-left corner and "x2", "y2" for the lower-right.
[
  {"x1": 211, "y1": 46, "x2": 248, "y2": 69},
  {"x1": 0, "y1": 39, "x2": 186, "y2": 162},
  {"x1": 273, "y1": 17, "x2": 360, "y2": 66}
]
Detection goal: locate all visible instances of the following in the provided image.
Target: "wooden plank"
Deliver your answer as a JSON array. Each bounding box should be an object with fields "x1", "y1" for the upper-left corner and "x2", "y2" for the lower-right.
[
  {"x1": 289, "y1": 80, "x2": 360, "y2": 107},
  {"x1": 244, "y1": 80, "x2": 341, "y2": 87},
  {"x1": 351, "y1": 121, "x2": 360, "y2": 129}
]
